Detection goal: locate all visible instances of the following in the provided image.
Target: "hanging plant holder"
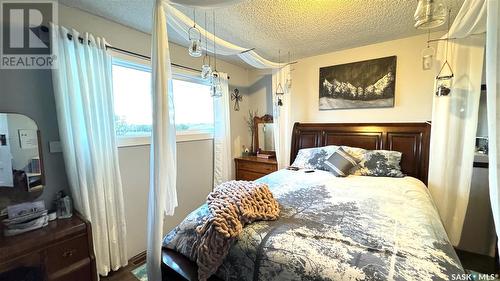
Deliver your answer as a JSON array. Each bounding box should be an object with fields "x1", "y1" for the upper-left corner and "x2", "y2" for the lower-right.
[
  {"x1": 435, "y1": 60, "x2": 454, "y2": 96},
  {"x1": 276, "y1": 82, "x2": 285, "y2": 107}
]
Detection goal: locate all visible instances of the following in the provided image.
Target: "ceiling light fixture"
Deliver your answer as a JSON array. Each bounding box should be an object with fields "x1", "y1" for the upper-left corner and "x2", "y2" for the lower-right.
[
  {"x1": 414, "y1": 0, "x2": 447, "y2": 29},
  {"x1": 188, "y1": 9, "x2": 202, "y2": 57}
]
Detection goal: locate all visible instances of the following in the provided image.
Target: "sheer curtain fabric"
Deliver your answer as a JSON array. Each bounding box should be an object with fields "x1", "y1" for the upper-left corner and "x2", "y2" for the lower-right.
[
  {"x1": 147, "y1": 0, "x2": 178, "y2": 280},
  {"x1": 213, "y1": 73, "x2": 232, "y2": 186},
  {"x1": 164, "y1": 3, "x2": 280, "y2": 69},
  {"x1": 486, "y1": 0, "x2": 500, "y2": 255},
  {"x1": 428, "y1": 0, "x2": 486, "y2": 246},
  {"x1": 51, "y1": 24, "x2": 128, "y2": 276},
  {"x1": 272, "y1": 65, "x2": 292, "y2": 169}
]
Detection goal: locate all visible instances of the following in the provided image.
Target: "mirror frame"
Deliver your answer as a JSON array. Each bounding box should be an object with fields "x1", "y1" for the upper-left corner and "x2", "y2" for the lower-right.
[{"x1": 253, "y1": 114, "x2": 274, "y2": 154}]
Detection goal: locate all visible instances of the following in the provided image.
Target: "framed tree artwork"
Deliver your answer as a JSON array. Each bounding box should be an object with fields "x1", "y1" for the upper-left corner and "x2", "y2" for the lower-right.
[{"x1": 319, "y1": 56, "x2": 397, "y2": 110}]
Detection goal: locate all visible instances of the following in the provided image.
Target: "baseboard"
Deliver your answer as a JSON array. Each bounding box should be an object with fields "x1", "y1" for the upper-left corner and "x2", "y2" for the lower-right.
[{"x1": 129, "y1": 251, "x2": 146, "y2": 266}]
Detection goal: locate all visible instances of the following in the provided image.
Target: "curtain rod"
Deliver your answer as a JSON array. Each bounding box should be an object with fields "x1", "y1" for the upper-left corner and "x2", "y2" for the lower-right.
[{"x1": 64, "y1": 31, "x2": 230, "y2": 79}]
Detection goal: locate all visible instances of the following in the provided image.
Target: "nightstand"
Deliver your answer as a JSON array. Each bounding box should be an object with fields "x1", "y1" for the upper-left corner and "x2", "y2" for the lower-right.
[{"x1": 235, "y1": 156, "x2": 278, "y2": 181}]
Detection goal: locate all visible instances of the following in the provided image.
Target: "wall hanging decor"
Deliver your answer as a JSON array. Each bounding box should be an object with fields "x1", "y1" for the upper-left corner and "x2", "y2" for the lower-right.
[
  {"x1": 319, "y1": 56, "x2": 397, "y2": 110},
  {"x1": 231, "y1": 88, "x2": 242, "y2": 111}
]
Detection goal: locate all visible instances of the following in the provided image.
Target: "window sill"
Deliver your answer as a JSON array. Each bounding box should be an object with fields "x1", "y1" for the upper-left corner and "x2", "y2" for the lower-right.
[{"x1": 117, "y1": 132, "x2": 214, "y2": 148}]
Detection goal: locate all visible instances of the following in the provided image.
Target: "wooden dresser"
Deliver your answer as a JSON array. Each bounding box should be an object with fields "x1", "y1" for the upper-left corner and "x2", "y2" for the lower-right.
[
  {"x1": 0, "y1": 214, "x2": 97, "y2": 281},
  {"x1": 235, "y1": 156, "x2": 278, "y2": 181}
]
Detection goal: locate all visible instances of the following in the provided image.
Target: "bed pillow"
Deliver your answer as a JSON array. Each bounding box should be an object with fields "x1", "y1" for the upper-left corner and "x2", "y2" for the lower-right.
[
  {"x1": 291, "y1": 145, "x2": 339, "y2": 170},
  {"x1": 323, "y1": 147, "x2": 360, "y2": 177},
  {"x1": 351, "y1": 150, "x2": 405, "y2": 177}
]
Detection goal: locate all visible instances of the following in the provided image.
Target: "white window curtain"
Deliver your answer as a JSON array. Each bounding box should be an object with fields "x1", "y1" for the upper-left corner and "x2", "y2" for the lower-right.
[
  {"x1": 213, "y1": 73, "x2": 232, "y2": 186},
  {"x1": 50, "y1": 24, "x2": 128, "y2": 277},
  {"x1": 428, "y1": 0, "x2": 486, "y2": 246},
  {"x1": 272, "y1": 65, "x2": 292, "y2": 169},
  {"x1": 147, "y1": 0, "x2": 178, "y2": 280},
  {"x1": 486, "y1": 0, "x2": 500, "y2": 256}
]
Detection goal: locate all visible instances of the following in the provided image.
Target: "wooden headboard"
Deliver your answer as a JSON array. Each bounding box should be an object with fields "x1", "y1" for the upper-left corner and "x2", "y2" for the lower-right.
[{"x1": 290, "y1": 122, "x2": 431, "y2": 184}]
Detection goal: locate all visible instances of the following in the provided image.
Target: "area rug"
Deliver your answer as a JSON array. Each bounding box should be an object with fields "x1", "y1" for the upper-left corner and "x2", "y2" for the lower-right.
[{"x1": 131, "y1": 264, "x2": 147, "y2": 281}]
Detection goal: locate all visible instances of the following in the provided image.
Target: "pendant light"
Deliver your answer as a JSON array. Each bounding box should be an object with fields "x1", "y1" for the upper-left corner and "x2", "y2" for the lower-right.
[
  {"x1": 188, "y1": 9, "x2": 202, "y2": 57},
  {"x1": 414, "y1": 0, "x2": 447, "y2": 29},
  {"x1": 201, "y1": 12, "x2": 212, "y2": 80},
  {"x1": 211, "y1": 11, "x2": 223, "y2": 98},
  {"x1": 435, "y1": 9, "x2": 454, "y2": 97}
]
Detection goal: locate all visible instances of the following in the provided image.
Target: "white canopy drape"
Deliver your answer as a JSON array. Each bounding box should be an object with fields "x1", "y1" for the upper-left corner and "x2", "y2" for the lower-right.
[
  {"x1": 51, "y1": 24, "x2": 128, "y2": 277},
  {"x1": 486, "y1": 0, "x2": 500, "y2": 256},
  {"x1": 164, "y1": 3, "x2": 280, "y2": 69},
  {"x1": 272, "y1": 65, "x2": 292, "y2": 169},
  {"x1": 428, "y1": 0, "x2": 486, "y2": 246},
  {"x1": 147, "y1": 0, "x2": 178, "y2": 280}
]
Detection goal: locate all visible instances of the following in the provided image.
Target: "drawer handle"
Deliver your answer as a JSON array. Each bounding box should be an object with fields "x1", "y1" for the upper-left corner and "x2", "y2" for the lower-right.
[{"x1": 62, "y1": 249, "x2": 75, "y2": 257}]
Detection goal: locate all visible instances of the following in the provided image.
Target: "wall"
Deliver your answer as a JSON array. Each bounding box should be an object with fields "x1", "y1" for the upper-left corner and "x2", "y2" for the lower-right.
[{"x1": 290, "y1": 32, "x2": 445, "y2": 124}]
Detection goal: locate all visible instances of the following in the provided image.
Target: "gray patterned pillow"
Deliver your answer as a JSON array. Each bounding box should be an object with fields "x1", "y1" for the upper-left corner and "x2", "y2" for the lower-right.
[
  {"x1": 291, "y1": 145, "x2": 339, "y2": 170},
  {"x1": 351, "y1": 150, "x2": 405, "y2": 177},
  {"x1": 323, "y1": 147, "x2": 360, "y2": 177}
]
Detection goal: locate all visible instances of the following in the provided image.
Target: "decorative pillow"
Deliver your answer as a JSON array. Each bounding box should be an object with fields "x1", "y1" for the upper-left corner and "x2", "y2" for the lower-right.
[
  {"x1": 323, "y1": 147, "x2": 360, "y2": 177},
  {"x1": 291, "y1": 145, "x2": 339, "y2": 170},
  {"x1": 341, "y1": 146, "x2": 367, "y2": 160},
  {"x1": 351, "y1": 150, "x2": 405, "y2": 177}
]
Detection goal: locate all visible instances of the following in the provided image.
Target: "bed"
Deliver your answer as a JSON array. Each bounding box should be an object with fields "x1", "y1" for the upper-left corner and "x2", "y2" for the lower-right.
[{"x1": 161, "y1": 122, "x2": 464, "y2": 281}]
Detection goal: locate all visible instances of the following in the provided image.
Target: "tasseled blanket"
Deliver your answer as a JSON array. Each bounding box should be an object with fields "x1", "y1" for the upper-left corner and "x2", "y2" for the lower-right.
[{"x1": 192, "y1": 180, "x2": 280, "y2": 281}]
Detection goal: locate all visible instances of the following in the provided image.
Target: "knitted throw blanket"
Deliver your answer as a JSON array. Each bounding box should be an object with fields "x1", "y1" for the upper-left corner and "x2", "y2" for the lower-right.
[{"x1": 193, "y1": 180, "x2": 280, "y2": 281}]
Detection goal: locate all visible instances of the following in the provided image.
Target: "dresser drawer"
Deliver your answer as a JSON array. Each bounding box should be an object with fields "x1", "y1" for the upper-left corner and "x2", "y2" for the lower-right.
[
  {"x1": 50, "y1": 259, "x2": 91, "y2": 281},
  {"x1": 46, "y1": 235, "x2": 89, "y2": 274},
  {"x1": 237, "y1": 170, "x2": 266, "y2": 181},
  {"x1": 237, "y1": 161, "x2": 276, "y2": 174}
]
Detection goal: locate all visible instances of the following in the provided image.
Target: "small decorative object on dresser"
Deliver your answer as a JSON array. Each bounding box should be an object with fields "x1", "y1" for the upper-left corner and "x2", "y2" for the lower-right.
[
  {"x1": 0, "y1": 212, "x2": 97, "y2": 281},
  {"x1": 235, "y1": 156, "x2": 277, "y2": 181}
]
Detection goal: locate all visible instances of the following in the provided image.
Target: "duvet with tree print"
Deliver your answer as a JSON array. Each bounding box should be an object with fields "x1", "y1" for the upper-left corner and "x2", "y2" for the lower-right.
[{"x1": 163, "y1": 169, "x2": 463, "y2": 281}]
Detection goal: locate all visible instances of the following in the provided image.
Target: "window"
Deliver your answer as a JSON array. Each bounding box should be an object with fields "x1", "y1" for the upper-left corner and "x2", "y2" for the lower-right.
[{"x1": 112, "y1": 59, "x2": 214, "y2": 146}]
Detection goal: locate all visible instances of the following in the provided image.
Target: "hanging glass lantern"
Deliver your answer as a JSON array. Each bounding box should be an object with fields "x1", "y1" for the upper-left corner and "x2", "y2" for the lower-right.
[
  {"x1": 211, "y1": 72, "x2": 223, "y2": 97},
  {"x1": 422, "y1": 46, "x2": 435, "y2": 70},
  {"x1": 201, "y1": 63, "x2": 212, "y2": 79},
  {"x1": 188, "y1": 26, "x2": 202, "y2": 57},
  {"x1": 414, "y1": 0, "x2": 447, "y2": 29},
  {"x1": 435, "y1": 60, "x2": 454, "y2": 96}
]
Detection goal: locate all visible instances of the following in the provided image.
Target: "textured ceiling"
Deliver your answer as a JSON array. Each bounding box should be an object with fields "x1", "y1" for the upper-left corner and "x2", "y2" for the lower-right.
[{"x1": 59, "y1": 0, "x2": 464, "y2": 65}]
